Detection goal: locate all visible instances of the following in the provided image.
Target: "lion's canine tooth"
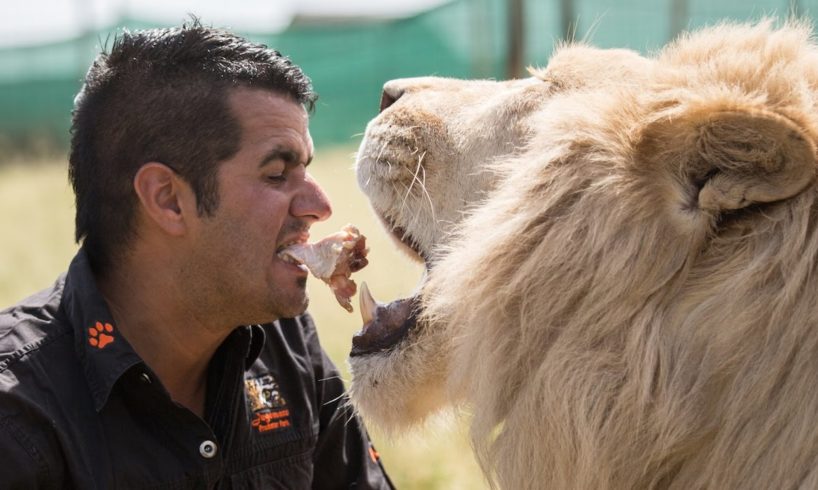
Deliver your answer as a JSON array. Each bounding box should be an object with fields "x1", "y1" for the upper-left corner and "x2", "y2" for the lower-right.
[{"x1": 359, "y1": 282, "x2": 377, "y2": 325}]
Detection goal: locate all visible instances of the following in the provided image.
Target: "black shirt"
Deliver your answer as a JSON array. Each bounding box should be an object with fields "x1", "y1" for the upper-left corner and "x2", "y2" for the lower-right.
[{"x1": 0, "y1": 249, "x2": 394, "y2": 489}]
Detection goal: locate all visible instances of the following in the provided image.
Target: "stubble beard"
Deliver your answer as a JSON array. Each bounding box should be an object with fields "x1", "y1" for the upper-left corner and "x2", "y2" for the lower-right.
[
  {"x1": 191, "y1": 216, "x2": 314, "y2": 325},
  {"x1": 269, "y1": 275, "x2": 309, "y2": 321}
]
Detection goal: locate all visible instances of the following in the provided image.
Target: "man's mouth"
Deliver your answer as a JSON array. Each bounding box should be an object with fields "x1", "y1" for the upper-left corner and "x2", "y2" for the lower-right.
[
  {"x1": 278, "y1": 256, "x2": 308, "y2": 273},
  {"x1": 351, "y1": 214, "x2": 427, "y2": 357},
  {"x1": 276, "y1": 235, "x2": 310, "y2": 273}
]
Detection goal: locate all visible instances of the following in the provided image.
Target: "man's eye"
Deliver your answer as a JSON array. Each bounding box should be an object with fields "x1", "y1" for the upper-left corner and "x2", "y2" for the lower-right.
[{"x1": 266, "y1": 174, "x2": 286, "y2": 183}]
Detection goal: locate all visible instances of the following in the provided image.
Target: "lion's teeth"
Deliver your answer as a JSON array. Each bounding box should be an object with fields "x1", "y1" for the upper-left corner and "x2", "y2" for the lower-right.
[{"x1": 359, "y1": 282, "x2": 377, "y2": 325}]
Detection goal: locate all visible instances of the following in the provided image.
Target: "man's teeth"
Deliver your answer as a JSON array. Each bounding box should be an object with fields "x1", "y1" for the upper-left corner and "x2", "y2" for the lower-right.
[
  {"x1": 278, "y1": 252, "x2": 307, "y2": 272},
  {"x1": 359, "y1": 282, "x2": 378, "y2": 325},
  {"x1": 277, "y1": 251, "x2": 304, "y2": 266}
]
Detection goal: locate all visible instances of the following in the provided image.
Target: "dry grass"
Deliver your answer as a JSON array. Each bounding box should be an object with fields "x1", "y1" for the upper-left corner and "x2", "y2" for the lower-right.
[{"x1": 0, "y1": 147, "x2": 488, "y2": 490}]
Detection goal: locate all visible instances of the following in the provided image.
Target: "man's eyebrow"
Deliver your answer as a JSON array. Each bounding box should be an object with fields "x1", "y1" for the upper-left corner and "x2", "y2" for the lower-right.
[{"x1": 259, "y1": 148, "x2": 313, "y2": 168}]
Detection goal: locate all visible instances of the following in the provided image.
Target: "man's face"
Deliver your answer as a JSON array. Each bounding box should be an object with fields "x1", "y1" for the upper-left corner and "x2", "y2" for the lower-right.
[{"x1": 183, "y1": 87, "x2": 331, "y2": 324}]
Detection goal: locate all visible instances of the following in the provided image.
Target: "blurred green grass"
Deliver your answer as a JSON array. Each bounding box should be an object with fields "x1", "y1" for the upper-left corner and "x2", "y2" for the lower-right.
[{"x1": 0, "y1": 147, "x2": 489, "y2": 490}]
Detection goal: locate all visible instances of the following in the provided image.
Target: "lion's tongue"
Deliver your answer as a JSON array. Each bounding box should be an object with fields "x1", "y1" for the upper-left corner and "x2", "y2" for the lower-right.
[{"x1": 351, "y1": 282, "x2": 418, "y2": 357}]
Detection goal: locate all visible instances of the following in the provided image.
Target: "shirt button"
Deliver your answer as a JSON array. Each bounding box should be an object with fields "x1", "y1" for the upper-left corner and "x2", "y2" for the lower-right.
[
  {"x1": 199, "y1": 440, "x2": 218, "y2": 459},
  {"x1": 139, "y1": 373, "x2": 151, "y2": 384}
]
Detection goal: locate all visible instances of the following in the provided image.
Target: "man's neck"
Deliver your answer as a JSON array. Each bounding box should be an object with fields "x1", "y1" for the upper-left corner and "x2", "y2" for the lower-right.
[{"x1": 96, "y1": 254, "x2": 230, "y2": 418}]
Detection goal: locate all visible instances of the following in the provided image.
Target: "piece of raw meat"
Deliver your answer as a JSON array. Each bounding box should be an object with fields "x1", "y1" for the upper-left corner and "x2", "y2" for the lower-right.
[{"x1": 278, "y1": 224, "x2": 369, "y2": 312}]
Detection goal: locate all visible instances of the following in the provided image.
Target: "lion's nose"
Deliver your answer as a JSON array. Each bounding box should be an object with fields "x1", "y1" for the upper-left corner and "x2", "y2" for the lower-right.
[{"x1": 379, "y1": 84, "x2": 404, "y2": 113}]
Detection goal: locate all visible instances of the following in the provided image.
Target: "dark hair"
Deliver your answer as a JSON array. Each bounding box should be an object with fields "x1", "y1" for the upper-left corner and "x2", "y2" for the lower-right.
[{"x1": 69, "y1": 19, "x2": 316, "y2": 272}]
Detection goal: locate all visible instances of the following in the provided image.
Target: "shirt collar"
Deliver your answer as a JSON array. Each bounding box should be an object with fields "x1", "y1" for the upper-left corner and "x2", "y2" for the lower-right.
[
  {"x1": 61, "y1": 248, "x2": 267, "y2": 412},
  {"x1": 62, "y1": 248, "x2": 142, "y2": 412},
  {"x1": 245, "y1": 324, "x2": 266, "y2": 369}
]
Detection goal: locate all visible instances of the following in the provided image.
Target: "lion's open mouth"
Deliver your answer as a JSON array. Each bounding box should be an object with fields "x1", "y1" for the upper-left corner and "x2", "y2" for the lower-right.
[
  {"x1": 350, "y1": 284, "x2": 420, "y2": 356},
  {"x1": 380, "y1": 214, "x2": 428, "y2": 264},
  {"x1": 350, "y1": 215, "x2": 428, "y2": 357}
]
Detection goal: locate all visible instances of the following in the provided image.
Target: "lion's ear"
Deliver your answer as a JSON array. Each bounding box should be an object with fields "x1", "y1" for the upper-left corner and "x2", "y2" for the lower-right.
[{"x1": 642, "y1": 108, "x2": 817, "y2": 212}]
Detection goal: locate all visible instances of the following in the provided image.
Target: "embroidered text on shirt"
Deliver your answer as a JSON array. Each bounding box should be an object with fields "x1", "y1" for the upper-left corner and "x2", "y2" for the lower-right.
[{"x1": 245, "y1": 372, "x2": 292, "y2": 433}]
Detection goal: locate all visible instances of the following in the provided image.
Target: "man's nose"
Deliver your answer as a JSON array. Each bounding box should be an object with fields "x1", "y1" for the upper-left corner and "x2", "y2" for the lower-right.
[{"x1": 292, "y1": 172, "x2": 332, "y2": 223}]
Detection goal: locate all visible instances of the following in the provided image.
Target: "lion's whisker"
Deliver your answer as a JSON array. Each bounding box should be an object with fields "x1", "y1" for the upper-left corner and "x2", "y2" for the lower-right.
[
  {"x1": 399, "y1": 153, "x2": 425, "y2": 214},
  {"x1": 417, "y1": 155, "x2": 437, "y2": 224},
  {"x1": 375, "y1": 141, "x2": 388, "y2": 166},
  {"x1": 323, "y1": 390, "x2": 348, "y2": 408}
]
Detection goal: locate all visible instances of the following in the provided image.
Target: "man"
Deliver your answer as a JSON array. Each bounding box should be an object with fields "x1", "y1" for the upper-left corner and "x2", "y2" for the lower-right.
[{"x1": 0, "y1": 20, "x2": 393, "y2": 489}]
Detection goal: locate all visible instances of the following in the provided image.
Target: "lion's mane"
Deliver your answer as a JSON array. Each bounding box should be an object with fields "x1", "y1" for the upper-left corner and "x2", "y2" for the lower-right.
[{"x1": 419, "y1": 21, "x2": 818, "y2": 489}]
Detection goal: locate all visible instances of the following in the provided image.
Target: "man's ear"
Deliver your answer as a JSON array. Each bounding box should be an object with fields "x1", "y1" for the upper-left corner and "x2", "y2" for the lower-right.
[{"x1": 133, "y1": 162, "x2": 195, "y2": 236}]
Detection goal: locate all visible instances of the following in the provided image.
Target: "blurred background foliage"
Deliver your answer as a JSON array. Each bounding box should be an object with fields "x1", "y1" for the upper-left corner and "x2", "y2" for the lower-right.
[{"x1": 3, "y1": 0, "x2": 818, "y2": 488}]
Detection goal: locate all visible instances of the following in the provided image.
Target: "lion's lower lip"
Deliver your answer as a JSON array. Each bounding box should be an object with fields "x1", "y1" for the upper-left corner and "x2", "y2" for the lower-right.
[{"x1": 351, "y1": 295, "x2": 420, "y2": 356}]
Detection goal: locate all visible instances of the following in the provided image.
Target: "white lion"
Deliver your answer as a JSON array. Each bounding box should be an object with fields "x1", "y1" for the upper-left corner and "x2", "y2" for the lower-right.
[{"x1": 350, "y1": 21, "x2": 818, "y2": 489}]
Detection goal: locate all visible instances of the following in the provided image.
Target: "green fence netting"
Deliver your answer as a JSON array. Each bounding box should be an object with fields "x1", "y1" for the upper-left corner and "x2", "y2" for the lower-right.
[{"x1": 0, "y1": 0, "x2": 815, "y2": 150}]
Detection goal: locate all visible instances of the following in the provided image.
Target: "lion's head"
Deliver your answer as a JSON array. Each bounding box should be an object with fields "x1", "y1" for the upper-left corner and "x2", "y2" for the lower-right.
[{"x1": 351, "y1": 21, "x2": 818, "y2": 489}]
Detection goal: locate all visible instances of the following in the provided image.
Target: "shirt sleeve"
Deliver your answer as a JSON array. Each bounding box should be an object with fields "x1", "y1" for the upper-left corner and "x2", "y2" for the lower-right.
[
  {"x1": 0, "y1": 415, "x2": 63, "y2": 489},
  {"x1": 298, "y1": 314, "x2": 395, "y2": 490}
]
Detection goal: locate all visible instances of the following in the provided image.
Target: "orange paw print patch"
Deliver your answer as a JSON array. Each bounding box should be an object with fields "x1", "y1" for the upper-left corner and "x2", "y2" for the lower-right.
[{"x1": 88, "y1": 322, "x2": 115, "y2": 349}]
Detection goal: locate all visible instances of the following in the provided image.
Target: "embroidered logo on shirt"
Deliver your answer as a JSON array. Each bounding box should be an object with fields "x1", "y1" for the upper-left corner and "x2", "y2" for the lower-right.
[
  {"x1": 88, "y1": 322, "x2": 115, "y2": 349},
  {"x1": 245, "y1": 373, "x2": 291, "y2": 433}
]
